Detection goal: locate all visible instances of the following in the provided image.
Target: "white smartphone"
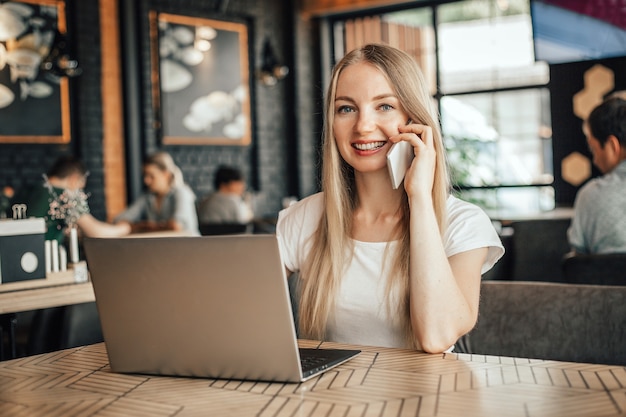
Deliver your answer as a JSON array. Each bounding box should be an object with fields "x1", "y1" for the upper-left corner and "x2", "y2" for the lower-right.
[{"x1": 386, "y1": 121, "x2": 414, "y2": 189}]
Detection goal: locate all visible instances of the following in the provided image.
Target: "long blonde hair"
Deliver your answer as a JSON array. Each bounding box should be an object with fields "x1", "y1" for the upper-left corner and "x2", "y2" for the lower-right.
[
  {"x1": 144, "y1": 151, "x2": 185, "y2": 189},
  {"x1": 298, "y1": 44, "x2": 450, "y2": 344}
]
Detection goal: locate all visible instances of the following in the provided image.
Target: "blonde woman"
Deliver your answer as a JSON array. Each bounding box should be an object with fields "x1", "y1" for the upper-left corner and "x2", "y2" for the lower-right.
[
  {"x1": 115, "y1": 151, "x2": 199, "y2": 235},
  {"x1": 276, "y1": 44, "x2": 504, "y2": 353}
]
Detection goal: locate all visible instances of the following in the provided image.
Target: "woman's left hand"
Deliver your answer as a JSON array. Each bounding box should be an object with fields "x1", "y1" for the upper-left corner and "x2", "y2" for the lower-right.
[{"x1": 390, "y1": 122, "x2": 437, "y2": 199}]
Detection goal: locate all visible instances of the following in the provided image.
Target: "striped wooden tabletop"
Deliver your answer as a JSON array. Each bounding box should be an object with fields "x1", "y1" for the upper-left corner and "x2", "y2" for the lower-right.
[{"x1": 0, "y1": 341, "x2": 624, "y2": 417}]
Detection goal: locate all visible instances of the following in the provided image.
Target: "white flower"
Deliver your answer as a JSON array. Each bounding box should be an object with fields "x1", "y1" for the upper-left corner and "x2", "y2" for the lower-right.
[{"x1": 44, "y1": 175, "x2": 90, "y2": 228}]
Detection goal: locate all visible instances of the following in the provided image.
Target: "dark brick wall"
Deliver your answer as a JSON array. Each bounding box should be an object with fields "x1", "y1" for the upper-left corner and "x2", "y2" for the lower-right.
[
  {"x1": 73, "y1": 0, "x2": 106, "y2": 217},
  {"x1": 294, "y1": 14, "x2": 323, "y2": 197},
  {"x1": 0, "y1": 0, "x2": 319, "y2": 221},
  {"x1": 136, "y1": 0, "x2": 302, "y2": 218}
]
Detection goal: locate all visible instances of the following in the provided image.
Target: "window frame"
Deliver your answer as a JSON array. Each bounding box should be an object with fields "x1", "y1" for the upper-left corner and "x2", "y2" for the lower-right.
[{"x1": 322, "y1": 0, "x2": 554, "y2": 206}]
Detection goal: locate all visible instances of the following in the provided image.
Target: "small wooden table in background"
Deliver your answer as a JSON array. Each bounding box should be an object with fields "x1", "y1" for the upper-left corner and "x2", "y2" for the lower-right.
[{"x1": 0, "y1": 269, "x2": 95, "y2": 315}]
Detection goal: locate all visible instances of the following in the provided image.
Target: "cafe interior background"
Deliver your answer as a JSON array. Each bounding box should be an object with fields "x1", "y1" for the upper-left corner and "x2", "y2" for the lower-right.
[{"x1": 0, "y1": 0, "x2": 625, "y2": 357}]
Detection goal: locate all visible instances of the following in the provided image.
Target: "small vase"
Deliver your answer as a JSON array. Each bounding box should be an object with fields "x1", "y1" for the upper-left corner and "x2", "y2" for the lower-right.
[{"x1": 69, "y1": 225, "x2": 80, "y2": 263}]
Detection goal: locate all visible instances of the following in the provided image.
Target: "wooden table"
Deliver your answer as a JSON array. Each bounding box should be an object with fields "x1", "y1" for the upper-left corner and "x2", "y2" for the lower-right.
[
  {"x1": 1, "y1": 341, "x2": 625, "y2": 417},
  {"x1": 0, "y1": 271, "x2": 95, "y2": 315},
  {"x1": 486, "y1": 207, "x2": 574, "y2": 226}
]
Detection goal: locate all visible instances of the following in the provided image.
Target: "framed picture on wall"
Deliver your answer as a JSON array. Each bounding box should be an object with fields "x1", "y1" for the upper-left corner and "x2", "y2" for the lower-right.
[
  {"x1": 0, "y1": 0, "x2": 71, "y2": 144},
  {"x1": 150, "y1": 12, "x2": 252, "y2": 146}
]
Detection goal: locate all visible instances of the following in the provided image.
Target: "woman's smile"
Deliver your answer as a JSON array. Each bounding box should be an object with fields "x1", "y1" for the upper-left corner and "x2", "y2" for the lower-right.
[{"x1": 352, "y1": 141, "x2": 387, "y2": 152}]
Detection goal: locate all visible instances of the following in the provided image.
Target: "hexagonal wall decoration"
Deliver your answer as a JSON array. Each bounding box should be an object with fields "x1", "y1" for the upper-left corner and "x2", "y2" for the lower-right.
[
  {"x1": 573, "y1": 64, "x2": 615, "y2": 120},
  {"x1": 562, "y1": 151, "x2": 591, "y2": 186}
]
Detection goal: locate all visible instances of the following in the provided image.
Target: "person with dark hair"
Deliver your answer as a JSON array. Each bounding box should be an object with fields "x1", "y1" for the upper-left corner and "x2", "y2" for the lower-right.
[
  {"x1": 114, "y1": 151, "x2": 199, "y2": 235},
  {"x1": 197, "y1": 165, "x2": 254, "y2": 224},
  {"x1": 568, "y1": 97, "x2": 626, "y2": 254},
  {"x1": 24, "y1": 155, "x2": 130, "y2": 243}
]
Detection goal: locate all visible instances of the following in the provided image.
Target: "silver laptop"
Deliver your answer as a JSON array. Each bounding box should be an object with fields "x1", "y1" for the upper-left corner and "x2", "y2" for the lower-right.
[{"x1": 83, "y1": 234, "x2": 359, "y2": 383}]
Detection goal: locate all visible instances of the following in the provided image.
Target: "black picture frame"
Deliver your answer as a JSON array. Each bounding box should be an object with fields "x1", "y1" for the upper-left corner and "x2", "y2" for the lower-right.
[
  {"x1": 150, "y1": 12, "x2": 252, "y2": 146},
  {"x1": 0, "y1": 0, "x2": 71, "y2": 144}
]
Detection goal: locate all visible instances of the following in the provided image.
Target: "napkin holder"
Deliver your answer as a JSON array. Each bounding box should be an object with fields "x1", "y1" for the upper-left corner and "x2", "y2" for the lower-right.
[{"x1": 0, "y1": 218, "x2": 46, "y2": 284}]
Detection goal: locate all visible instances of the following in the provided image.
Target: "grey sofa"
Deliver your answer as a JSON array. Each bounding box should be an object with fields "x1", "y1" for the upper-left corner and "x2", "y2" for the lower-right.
[{"x1": 457, "y1": 281, "x2": 626, "y2": 366}]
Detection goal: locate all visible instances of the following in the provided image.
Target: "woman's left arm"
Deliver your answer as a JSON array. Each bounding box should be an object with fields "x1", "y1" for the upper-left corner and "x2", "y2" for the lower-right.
[
  {"x1": 408, "y1": 199, "x2": 486, "y2": 353},
  {"x1": 395, "y1": 122, "x2": 489, "y2": 352}
]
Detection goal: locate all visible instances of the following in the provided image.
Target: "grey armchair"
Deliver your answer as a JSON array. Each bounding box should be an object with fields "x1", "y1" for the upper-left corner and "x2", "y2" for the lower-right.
[{"x1": 457, "y1": 281, "x2": 626, "y2": 366}]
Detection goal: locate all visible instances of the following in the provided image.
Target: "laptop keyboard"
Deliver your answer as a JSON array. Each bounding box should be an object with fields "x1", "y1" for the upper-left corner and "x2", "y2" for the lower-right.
[
  {"x1": 300, "y1": 352, "x2": 331, "y2": 371},
  {"x1": 298, "y1": 348, "x2": 361, "y2": 376}
]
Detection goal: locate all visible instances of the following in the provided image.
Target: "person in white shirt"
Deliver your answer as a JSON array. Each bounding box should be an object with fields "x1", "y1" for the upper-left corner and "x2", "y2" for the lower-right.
[{"x1": 276, "y1": 44, "x2": 504, "y2": 352}]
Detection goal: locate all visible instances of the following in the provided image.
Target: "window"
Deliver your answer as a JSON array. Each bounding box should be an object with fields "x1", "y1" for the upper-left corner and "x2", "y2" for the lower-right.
[{"x1": 330, "y1": 0, "x2": 553, "y2": 214}]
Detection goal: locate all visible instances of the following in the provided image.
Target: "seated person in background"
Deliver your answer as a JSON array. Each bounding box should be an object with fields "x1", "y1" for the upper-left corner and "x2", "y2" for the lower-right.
[
  {"x1": 24, "y1": 156, "x2": 131, "y2": 243},
  {"x1": 568, "y1": 97, "x2": 626, "y2": 254},
  {"x1": 197, "y1": 165, "x2": 254, "y2": 224},
  {"x1": 115, "y1": 151, "x2": 199, "y2": 235}
]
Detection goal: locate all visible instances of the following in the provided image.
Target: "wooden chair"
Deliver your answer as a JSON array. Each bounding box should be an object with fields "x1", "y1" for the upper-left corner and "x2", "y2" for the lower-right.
[
  {"x1": 457, "y1": 281, "x2": 626, "y2": 365},
  {"x1": 562, "y1": 252, "x2": 626, "y2": 285}
]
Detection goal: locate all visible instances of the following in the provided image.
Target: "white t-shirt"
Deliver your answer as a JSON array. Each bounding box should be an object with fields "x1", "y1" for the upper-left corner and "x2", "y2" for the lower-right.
[{"x1": 276, "y1": 192, "x2": 504, "y2": 349}]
